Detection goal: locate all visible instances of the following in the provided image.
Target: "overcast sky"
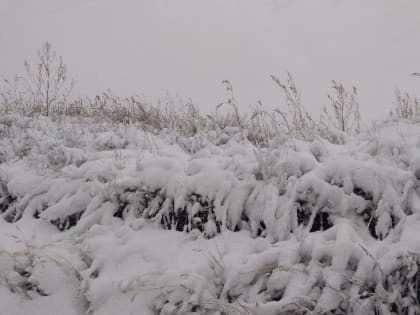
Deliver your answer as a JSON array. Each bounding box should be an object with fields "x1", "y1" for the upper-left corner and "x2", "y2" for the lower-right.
[{"x1": 1, "y1": 0, "x2": 420, "y2": 120}]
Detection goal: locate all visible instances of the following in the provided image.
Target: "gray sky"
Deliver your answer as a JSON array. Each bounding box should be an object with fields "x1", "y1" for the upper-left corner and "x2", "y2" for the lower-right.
[{"x1": 1, "y1": 0, "x2": 420, "y2": 120}]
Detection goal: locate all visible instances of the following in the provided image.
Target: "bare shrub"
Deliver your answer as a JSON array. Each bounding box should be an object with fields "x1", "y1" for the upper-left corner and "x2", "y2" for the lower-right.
[
  {"x1": 23, "y1": 41, "x2": 74, "y2": 116},
  {"x1": 322, "y1": 80, "x2": 360, "y2": 134}
]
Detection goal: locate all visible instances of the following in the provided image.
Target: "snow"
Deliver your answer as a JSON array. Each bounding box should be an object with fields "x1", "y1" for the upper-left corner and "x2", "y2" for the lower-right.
[{"x1": 2, "y1": 116, "x2": 420, "y2": 314}]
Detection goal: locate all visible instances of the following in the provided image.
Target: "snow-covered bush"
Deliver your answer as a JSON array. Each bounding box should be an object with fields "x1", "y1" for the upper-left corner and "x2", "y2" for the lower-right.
[
  {"x1": 1, "y1": 113, "x2": 420, "y2": 314},
  {"x1": 3, "y1": 44, "x2": 420, "y2": 314}
]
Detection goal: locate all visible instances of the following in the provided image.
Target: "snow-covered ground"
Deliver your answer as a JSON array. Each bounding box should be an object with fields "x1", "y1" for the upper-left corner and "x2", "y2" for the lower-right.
[{"x1": 1, "y1": 115, "x2": 420, "y2": 314}]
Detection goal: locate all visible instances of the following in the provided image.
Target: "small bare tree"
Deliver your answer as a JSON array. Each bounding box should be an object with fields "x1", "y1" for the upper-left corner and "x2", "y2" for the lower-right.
[
  {"x1": 23, "y1": 41, "x2": 74, "y2": 116},
  {"x1": 322, "y1": 80, "x2": 360, "y2": 134}
]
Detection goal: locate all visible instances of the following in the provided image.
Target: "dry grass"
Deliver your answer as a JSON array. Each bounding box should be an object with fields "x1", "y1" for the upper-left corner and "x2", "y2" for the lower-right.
[{"x1": 392, "y1": 88, "x2": 420, "y2": 121}]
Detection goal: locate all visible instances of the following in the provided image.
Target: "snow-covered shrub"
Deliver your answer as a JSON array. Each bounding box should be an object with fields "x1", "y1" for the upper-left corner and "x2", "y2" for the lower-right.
[
  {"x1": 0, "y1": 181, "x2": 18, "y2": 222},
  {"x1": 6, "y1": 41, "x2": 420, "y2": 315},
  {"x1": 0, "y1": 116, "x2": 417, "y2": 243},
  {"x1": 1, "y1": 106, "x2": 420, "y2": 314},
  {"x1": 0, "y1": 232, "x2": 90, "y2": 314}
]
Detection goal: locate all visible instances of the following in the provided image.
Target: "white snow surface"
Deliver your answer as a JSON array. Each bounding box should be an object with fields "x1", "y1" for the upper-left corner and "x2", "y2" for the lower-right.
[{"x1": 1, "y1": 116, "x2": 420, "y2": 314}]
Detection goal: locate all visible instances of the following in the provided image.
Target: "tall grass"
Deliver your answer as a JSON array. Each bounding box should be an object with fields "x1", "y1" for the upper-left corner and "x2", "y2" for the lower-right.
[{"x1": 2, "y1": 42, "x2": 419, "y2": 147}]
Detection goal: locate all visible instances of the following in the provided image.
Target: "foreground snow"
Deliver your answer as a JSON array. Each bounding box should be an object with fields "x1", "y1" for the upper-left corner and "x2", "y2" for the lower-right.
[{"x1": 1, "y1": 116, "x2": 420, "y2": 314}]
